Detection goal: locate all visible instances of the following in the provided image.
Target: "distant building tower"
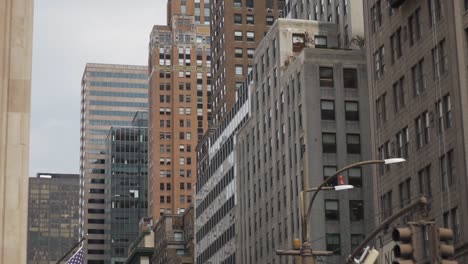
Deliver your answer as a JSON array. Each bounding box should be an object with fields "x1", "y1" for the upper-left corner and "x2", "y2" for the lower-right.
[
  {"x1": 106, "y1": 111, "x2": 149, "y2": 263},
  {"x1": 210, "y1": 0, "x2": 284, "y2": 125},
  {"x1": 80, "y1": 63, "x2": 148, "y2": 263},
  {"x1": 147, "y1": 0, "x2": 210, "y2": 223},
  {"x1": 27, "y1": 173, "x2": 80, "y2": 264}
]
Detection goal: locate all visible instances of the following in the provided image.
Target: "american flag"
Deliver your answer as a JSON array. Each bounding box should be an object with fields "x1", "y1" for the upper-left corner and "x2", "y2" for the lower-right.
[{"x1": 65, "y1": 246, "x2": 83, "y2": 264}]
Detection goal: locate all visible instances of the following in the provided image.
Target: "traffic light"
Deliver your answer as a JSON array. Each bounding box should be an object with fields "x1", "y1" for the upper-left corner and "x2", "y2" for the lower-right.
[
  {"x1": 437, "y1": 228, "x2": 458, "y2": 264},
  {"x1": 392, "y1": 227, "x2": 415, "y2": 264}
]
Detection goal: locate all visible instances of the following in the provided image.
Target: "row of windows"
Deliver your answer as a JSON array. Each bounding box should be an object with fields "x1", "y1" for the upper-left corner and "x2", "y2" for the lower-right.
[
  {"x1": 196, "y1": 224, "x2": 235, "y2": 264},
  {"x1": 89, "y1": 81, "x2": 147, "y2": 89},
  {"x1": 88, "y1": 71, "x2": 147, "y2": 80},
  {"x1": 159, "y1": 194, "x2": 192, "y2": 204},
  {"x1": 325, "y1": 200, "x2": 364, "y2": 222},
  {"x1": 196, "y1": 196, "x2": 234, "y2": 243},
  {"x1": 88, "y1": 120, "x2": 131, "y2": 126},
  {"x1": 89, "y1": 90, "x2": 148, "y2": 98},
  {"x1": 322, "y1": 133, "x2": 361, "y2": 154},
  {"x1": 321, "y1": 100, "x2": 359, "y2": 121},
  {"x1": 89, "y1": 100, "x2": 148, "y2": 108},
  {"x1": 196, "y1": 168, "x2": 234, "y2": 218},
  {"x1": 89, "y1": 110, "x2": 139, "y2": 117}
]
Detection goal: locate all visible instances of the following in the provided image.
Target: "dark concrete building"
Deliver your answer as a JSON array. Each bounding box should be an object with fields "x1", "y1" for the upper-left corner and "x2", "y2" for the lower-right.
[
  {"x1": 147, "y1": 0, "x2": 210, "y2": 223},
  {"x1": 27, "y1": 173, "x2": 80, "y2": 264},
  {"x1": 106, "y1": 111, "x2": 149, "y2": 264},
  {"x1": 236, "y1": 19, "x2": 372, "y2": 263},
  {"x1": 363, "y1": 0, "x2": 468, "y2": 262},
  {"x1": 209, "y1": 0, "x2": 284, "y2": 125}
]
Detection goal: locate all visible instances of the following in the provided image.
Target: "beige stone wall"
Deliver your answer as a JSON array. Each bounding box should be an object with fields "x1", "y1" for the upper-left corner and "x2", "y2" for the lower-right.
[{"x1": 0, "y1": 0, "x2": 34, "y2": 263}]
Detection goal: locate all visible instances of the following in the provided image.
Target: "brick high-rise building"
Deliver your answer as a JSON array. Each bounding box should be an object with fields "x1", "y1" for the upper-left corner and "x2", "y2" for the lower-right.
[
  {"x1": 363, "y1": 0, "x2": 468, "y2": 262},
  {"x1": 209, "y1": 0, "x2": 284, "y2": 125},
  {"x1": 80, "y1": 63, "x2": 148, "y2": 264},
  {"x1": 147, "y1": 0, "x2": 211, "y2": 222}
]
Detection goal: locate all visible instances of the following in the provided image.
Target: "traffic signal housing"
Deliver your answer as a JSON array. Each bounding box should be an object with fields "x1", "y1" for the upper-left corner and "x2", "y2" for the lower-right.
[
  {"x1": 437, "y1": 228, "x2": 458, "y2": 264},
  {"x1": 392, "y1": 227, "x2": 415, "y2": 264}
]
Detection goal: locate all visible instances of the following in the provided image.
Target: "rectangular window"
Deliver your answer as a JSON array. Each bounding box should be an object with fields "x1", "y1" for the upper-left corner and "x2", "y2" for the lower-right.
[
  {"x1": 374, "y1": 45, "x2": 385, "y2": 78},
  {"x1": 235, "y1": 48, "x2": 243, "y2": 58},
  {"x1": 350, "y1": 200, "x2": 364, "y2": 221},
  {"x1": 246, "y1": 15, "x2": 254, "y2": 24},
  {"x1": 393, "y1": 76, "x2": 405, "y2": 112},
  {"x1": 266, "y1": 16, "x2": 274, "y2": 25},
  {"x1": 408, "y1": 8, "x2": 421, "y2": 46},
  {"x1": 390, "y1": 27, "x2": 402, "y2": 63},
  {"x1": 234, "y1": 31, "x2": 243, "y2": 41},
  {"x1": 234, "y1": 14, "x2": 242, "y2": 23},
  {"x1": 315, "y1": 36, "x2": 328, "y2": 48},
  {"x1": 343, "y1": 68, "x2": 357, "y2": 88},
  {"x1": 326, "y1": 234, "x2": 341, "y2": 255},
  {"x1": 322, "y1": 133, "x2": 337, "y2": 153},
  {"x1": 345, "y1": 101, "x2": 359, "y2": 121},
  {"x1": 348, "y1": 167, "x2": 362, "y2": 188},
  {"x1": 346, "y1": 134, "x2": 361, "y2": 154},
  {"x1": 320, "y1": 100, "x2": 335, "y2": 120},
  {"x1": 351, "y1": 234, "x2": 365, "y2": 251},
  {"x1": 319, "y1": 67, "x2": 334, "y2": 87},
  {"x1": 412, "y1": 59, "x2": 425, "y2": 96},
  {"x1": 246, "y1": 31, "x2": 255, "y2": 42},
  {"x1": 323, "y1": 166, "x2": 338, "y2": 186},
  {"x1": 325, "y1": 200, "x2": 339, "y2": 221},
  {"x1": 235, "y1": 65, "x2": 243, "y2": 75},
  {"x1": 418, "y1": 164, "x2": 432, "y2": 197},
  {"x1": 432, "y1": 39, "x2": 448, "y2": 79}
]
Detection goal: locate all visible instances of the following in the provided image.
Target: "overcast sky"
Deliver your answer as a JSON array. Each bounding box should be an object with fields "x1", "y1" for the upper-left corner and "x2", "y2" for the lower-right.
[{"x1": 29, "y1": 0, "x2": 166, "y2": 176}]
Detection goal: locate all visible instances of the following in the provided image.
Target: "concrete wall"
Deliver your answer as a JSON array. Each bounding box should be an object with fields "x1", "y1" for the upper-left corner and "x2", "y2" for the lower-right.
[{"x1": 0, "y1": 0, "x2": 34, "y2": 263}]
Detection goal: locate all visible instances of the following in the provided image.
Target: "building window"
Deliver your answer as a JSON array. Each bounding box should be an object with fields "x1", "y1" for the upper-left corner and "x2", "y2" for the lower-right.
[
  {"x1": 346, "y1": 134, "x2": 361, "y2": 154},
  {"x1": 345, "y1": 101, "x2": 359, "y2": 121},
  {"x1": 418, "y1": 164, "x2": 432, "y2": 198},
  {"x1": 415, "y1": 111, "x2": 430, "y2": 148},
  {"x1": 247, "y1": 48, "x2": 255, "y2": 58},
  {"x1": 351, "y1": 234, "x2": 365, "y2": 251},
  {"x1": 325, "y1": 200, "x2": 339, "y2": 221},
  {"x1": 234, "y1": 14, "x2": 242, "y2": 23},
  {"x1": 376, "y1": 93, "x2": 387, "y2": 127},
  {"x1": 432, "y1": 39, "x2": 448, "y2": 79},
  {"x1": 322, "y1": 133, "x2": 336, "y2": 153},
  {"x1": 344, "y1": 25, "x2": 349, "y2": 45},
  {"x1": 395, "y1": 127, "x2": 409, "y2": 159},
  {"x1": 326, "y1": 234, "x2": 341, "y2": 255},
  {"x1": 437, "y1": 94, "x2": 452, "y2": 132},
  {"x1": 348, "y1": 167, "x2": 362, "y2": 188},
  {"x1": 398, "y1": 178, "x2": 411, "y2": 208},
  {"x1": 314, "y1": 36, "x2": 327, "y2": 48},
  {"x1": 323, "y1": 166, "x2": 338, "y2": 186},
  {"x1": 233, "y1": 0, "x2": 242, "y2": 7},
  {"x1": 319, "y1": 67, "x2": 334, "y2": 87},
  {"x1": 246, "y1": 31, "x2": 255, "y2": 41},
  {"x1": 371, "y1": 0, "x2": 382, "y2": 33},
  {"x1": 411, "y1": 59, "x2": 425, "y2": 96},
  {"x1": 374, "y1": 45, "x2": 385, "y2": 79},
  {"x1": 246, "y1": 15, "x2": 254, "y2": 24},
  {"x1": 393, "y1": 76, "x2": 405, "y2": 112},
  {"x1": 343, "y1": 68, "x2": 357, "y2": 88},
  {"x1": 235, "y1": 65, "x2": 243, "y2": 75},
  {"x1": 320, "y1": 100, "x2": 335, "y2": 120},
  {"x1": 428, "y1": 0, "x2": 443, "y2": 26},
  {"x1": 350, "y1": 200, "x2": 364, "y2": 221},
  {"x1": 390, "y1": 27, "x2": 402, "y2": 63},
  {"x1": 234, "y1": 31, "x2": 243, "y2": 41},
  {"x1": 266, "y1": 16, "x2": 274, "y2": 25},
  {"x1": 235, "y1": 48, "x2": 243, "y2": 58},
  {"x1": 408, "y1": 8, "x2": 421, "y2": 46}
]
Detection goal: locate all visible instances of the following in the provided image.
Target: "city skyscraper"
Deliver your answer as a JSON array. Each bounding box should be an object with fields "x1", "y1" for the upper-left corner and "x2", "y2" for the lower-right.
[
  {"x1": 80, "y1": 63, "x2": 148, "y2": 264},
  {"x1": 106, "y1": 111, "x2": 148, "y2": 264},
  {"x1": 27, "y1": 173, "x2": 80, "y2": 264},
  {"x1": 0, "y1": 1, "x2": 33, "y2": 263},
  {"x1": 209, "y1": 0, "x2": 284, "y2": 125},
  {"x1": 147, "y1": 0, "x2": 211, "y2": 222},
  {"x1": 235, "y1": 19, "x2": 372, "y2": 263},
  {"x1": 363, "y1": 0, "x2": 468, "y2": 262}
]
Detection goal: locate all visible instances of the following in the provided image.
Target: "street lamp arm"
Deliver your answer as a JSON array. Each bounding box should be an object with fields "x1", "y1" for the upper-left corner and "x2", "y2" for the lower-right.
[
  {"x1": 345, "y1": 196, "x2": 428, "y2": 264},
  {"x1": 305, "y1": 160, "x2": 386, "y2": 231}
]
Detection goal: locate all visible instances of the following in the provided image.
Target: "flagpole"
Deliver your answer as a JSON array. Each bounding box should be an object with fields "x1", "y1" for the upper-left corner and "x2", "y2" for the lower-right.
[{"x1": 56, "y1": 236, "x2": 87, "y2": 264}]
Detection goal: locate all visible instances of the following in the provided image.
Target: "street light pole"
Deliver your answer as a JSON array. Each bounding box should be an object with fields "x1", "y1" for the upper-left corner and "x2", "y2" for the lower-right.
[{"x1": 298, "y1": 158, "x2": 405, "y2": 263}]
